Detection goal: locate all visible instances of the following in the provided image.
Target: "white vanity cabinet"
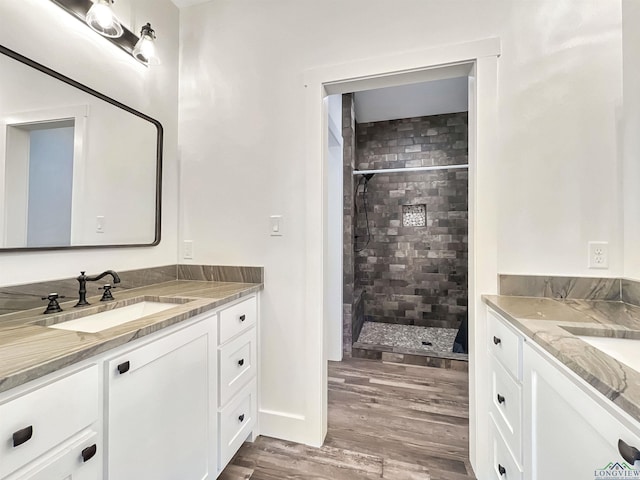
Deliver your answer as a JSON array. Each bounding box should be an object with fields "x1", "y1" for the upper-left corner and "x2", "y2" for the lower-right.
[
  {"x1": 486, "y1": 305, "x2": 640, "y2": 480},
  {"x1": 523, "y1": 342, "x2": 640, "y2": 479},
  {"x1": 0, "y1": 366, "x2": 101, "y2": 480},
  {"x1": 0, "y1": 291, "x2": 260, "y2": 480},
  {"x1": 486, "y1": 309, "x2": 524, "y2": 479},
  {"x1": 216, "y1": 295, "x2": 258, "y2": 472},
  {"x1": 105, "y1": 317, "x2": 216, "y2": 480}
]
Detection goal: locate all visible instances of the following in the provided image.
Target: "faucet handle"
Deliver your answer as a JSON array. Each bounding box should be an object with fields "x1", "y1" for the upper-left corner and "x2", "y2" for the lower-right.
[
  {"x1": 99, "y1": 284, "x2": 116, "y2": 302},
  {"x1": 41, "y1": 293, "x2": 65, "y2": 314}
]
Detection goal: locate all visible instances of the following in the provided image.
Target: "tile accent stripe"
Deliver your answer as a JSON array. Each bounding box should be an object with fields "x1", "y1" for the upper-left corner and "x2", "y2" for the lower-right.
[
  {"x1": 177, "y1": 265, "x2": 263, "y2": 283},
  {"x1": 499, "y1": 275, "x2": 620, "y2": 301}
]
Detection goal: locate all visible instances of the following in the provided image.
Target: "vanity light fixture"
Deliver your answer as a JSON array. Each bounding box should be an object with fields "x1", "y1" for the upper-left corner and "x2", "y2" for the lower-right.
[
  {"x1": 49, "y1": 0, "x2": 159, "y2": 66},
  {"x1": 132, "y1": 23, "x2": 160, "y2": 66},
  {"x1": 85, "y1": 0, "x2": 123, "y2": 38}
]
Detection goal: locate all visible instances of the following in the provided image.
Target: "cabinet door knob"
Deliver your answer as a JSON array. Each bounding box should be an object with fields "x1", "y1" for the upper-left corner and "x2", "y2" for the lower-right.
[
  {"x1": 82, "y1": 444, "x2": 97, "y2": 462},
  {"x1": 493, "y1": 336, "x2": 501, "y2": 345},
  {"x1": 498, "y1": 464, "x2": 506, "y2": 476},
  {"x1": 12, "y1": 425, "x2": 33, "y2": 447},
  {"x1": 238, "y1": 359, "x2": 245, "y2": 367},
  {"x1": 117, "y1": 361, "x2": 130, "y2": 374},
  {"x1": 238, "y1": 414, "x2": 245, "y2": 422},
  {"x1": 497, "y1": 394, "x2": 505, "y2": 405},
  {"x1": 619, "y1": 439, "x2": 640, "y2": 465},
  {"x1": 239, "y1": 314, "x2": 246, "y2": 322}
]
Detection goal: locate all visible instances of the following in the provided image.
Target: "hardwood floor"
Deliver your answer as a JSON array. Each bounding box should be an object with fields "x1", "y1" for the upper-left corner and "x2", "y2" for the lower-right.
[{"x1": 220, "y1": 358, "x2": 476, "y2": 480}]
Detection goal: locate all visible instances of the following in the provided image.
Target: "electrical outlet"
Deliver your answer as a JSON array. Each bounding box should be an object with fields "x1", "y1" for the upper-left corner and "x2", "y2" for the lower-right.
[
  {"x1": 183, "y1": 240, "x2": 193, "y2": 259},
  {"x1": 588, "y1": 241, "x2": 609, "y2": 269}
]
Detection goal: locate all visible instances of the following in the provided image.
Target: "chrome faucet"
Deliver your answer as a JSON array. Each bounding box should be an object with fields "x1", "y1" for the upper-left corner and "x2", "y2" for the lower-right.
[{"x1": 75, "y1": 270, "x2": 121, "y2": 307}]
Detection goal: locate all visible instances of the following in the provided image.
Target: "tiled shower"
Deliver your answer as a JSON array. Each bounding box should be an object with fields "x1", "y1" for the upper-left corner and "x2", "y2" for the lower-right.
[{"x1": 342, "y1": 94, "x2": 469, "y2": 364}]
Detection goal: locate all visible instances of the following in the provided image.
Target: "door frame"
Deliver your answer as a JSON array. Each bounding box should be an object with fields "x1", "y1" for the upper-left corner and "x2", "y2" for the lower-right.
[{"x1": 302, "y1": 37, "x2": 501, "y2": 475}]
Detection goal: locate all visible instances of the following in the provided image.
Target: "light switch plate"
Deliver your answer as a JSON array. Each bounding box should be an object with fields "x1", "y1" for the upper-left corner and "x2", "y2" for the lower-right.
[
  {"x1": 183, "y1": 240, "x2": 193, "y2": 259},
  {"x1": 270, "y1": 215, "x2": 283, "y2": 236},
  {"x1": 96, "y1": 216, "x2": 105, "y2": 233}
]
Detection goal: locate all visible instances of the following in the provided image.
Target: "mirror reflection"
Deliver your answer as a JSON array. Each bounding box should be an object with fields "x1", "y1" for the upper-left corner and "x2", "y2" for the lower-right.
[{"x1": 0, "y1": 46, "x2": 161, "y2": 249}]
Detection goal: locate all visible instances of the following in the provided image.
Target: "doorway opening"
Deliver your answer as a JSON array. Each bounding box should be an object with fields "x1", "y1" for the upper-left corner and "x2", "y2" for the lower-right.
[
  {"x1": 327, "y1": 73, "x2": 471, "y2": 368},
  {"x1": 4, "y1": 120, "x2": 75, "y2": 247}
]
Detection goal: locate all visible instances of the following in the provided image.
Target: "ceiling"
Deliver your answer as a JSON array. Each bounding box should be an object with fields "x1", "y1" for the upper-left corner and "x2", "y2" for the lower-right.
[{"x1": 353, "y1": 76, "x2": 468, "y2": 123}]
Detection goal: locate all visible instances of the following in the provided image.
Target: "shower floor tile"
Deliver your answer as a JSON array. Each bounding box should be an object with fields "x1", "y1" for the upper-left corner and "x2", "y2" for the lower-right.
[{"x1": 357, "y1": 322, "x2": 458, "y2": 354}]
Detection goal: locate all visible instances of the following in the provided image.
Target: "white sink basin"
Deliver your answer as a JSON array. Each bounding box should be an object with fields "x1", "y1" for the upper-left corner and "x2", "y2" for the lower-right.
[
  {"x1": 578, "y1": 335, "x2": 640, "y2": 372},
  {"x1": 49, "y1": 301, "x2": 180, "y2": 333}
]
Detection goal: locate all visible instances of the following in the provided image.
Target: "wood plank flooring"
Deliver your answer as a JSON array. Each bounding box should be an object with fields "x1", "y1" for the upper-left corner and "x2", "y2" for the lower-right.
[{"x1": 220, "y1": 358, "x2": 476, "y2": 480}]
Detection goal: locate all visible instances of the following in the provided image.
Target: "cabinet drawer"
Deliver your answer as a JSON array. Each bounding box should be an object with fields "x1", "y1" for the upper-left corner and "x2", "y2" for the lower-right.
[
  {"x1": 0, "y1": 365, "x2": 99, "y2": 478},
  {"x1": 219, "y1": 327, "x2": 257, "y2": 406},
  {"x1": 489, "y1": 418, "x2": 522, "y2": 480},
  {"x1": 490, "y1": 357, "x2": 522, "y2": 463},
  {"x1": 5, "y1": 431, "x2": 99, "y2": 480},
  {"x1": 219, "y1": 295, "x2": 257, "y2": 345},
  {"x1": 488, "y1": 309, "x2": 522, "y2": 380},
  {"x1": 219, "y1": 378, "x2": 257, "y2": 469}
]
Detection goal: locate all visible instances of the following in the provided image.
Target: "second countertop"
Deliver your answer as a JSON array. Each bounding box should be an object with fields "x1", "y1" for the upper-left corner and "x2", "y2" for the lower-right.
[{"x1": 484, "y1": 294, "x2": 640, "y2": 424}]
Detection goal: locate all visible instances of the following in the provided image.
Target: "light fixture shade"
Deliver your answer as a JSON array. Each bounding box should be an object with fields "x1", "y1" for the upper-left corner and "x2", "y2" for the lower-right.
[
  {"x1": 86, "y1": 0, "x2": 123, "y2": 38},
  {"x1": 133, "y1": 23, "x2": 160, "y2": 66}
]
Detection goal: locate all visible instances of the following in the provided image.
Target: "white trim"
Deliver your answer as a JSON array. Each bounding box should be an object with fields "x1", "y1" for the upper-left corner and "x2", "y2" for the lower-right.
[
  {"x1": 354, "y1": 164, "x2": 469, "y2": 175},
  {"x1": 258, "y1": 409, "x2": 308, "y2": 445},
  {"x1": 303, "y1": 38, "x2": 501, "y2": 470}
]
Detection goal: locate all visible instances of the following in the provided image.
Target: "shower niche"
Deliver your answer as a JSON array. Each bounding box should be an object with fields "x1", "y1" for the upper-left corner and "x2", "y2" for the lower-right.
[{"x1": 402, "y1": 204, "x2": 426, "y2": 227}]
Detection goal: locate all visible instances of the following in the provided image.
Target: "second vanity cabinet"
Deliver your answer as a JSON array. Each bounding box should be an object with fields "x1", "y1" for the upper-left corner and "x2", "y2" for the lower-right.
[
  {"x1": 487, "y1": 306, "x2": 640, "y2": 479},
  {"x1": 487, "y1": 309, "x2": 524, "y2": 479},
  {"x1": 0, "y1": 293, "x2": 259, "y2": 480},
  {"x1": 523, "y1": 341, "x2": 640, "y2": 478}
]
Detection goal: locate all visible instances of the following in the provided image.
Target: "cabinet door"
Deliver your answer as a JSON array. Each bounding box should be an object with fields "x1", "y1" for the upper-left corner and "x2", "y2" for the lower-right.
[
  {"x1": 7, "y1": 432, "x2": 99, "y2": 480},
  {"x1": 106, "y1": 319, "x2": 215, "y2": 480},
  {"x1": 523, "y1": 343, "x2": 640, "y2": 479}
]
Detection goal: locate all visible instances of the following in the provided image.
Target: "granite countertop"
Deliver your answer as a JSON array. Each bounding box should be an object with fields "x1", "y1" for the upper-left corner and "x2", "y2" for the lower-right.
[
  {"x1": 0, "y1": 280, "x2": 262, "y2": 394},
  {"x1": 484, "y1": 294, "x2": 640, "y2": 423}
]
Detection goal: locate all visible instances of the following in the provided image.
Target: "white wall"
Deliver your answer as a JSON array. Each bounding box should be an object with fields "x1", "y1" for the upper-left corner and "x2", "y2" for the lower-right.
[
  {"x1": 623, "y1": 0, "x2": 640, "y2": 280},
  {"x1": 178, "y1": 0, "x2": 623, "y2": 450},
  {"x1": 0, "y1": 0, "x2": 179, "y2": 285}
]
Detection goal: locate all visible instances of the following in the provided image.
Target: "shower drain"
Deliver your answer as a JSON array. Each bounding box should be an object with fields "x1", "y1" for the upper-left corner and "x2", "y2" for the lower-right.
[{"x1": 421, "y1": 341, "x2": 433, "y2": 346}]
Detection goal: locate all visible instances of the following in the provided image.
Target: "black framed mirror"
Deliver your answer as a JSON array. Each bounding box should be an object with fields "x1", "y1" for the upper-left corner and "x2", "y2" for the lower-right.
[{"x1": 0, "y1": 44, "x2": 162, "y2": 251}]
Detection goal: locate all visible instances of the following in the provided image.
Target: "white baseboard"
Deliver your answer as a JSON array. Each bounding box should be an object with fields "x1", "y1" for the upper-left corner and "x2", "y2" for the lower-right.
[{"x1": 258, "y1": 408, "x2": 309, "y2": 445}]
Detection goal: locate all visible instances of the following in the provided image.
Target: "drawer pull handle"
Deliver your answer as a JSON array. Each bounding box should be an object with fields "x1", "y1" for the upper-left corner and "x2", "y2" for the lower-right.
[
  {"x1": 493, "y1": 336, "x2": 501, "y2": 345},
  {"x1": 238, "y1": 358, "x2": 245, "y2": 366},
  {"x1": 498, "y1": 464, "x2": 506, "y2": 476},
  {"x1": 497, "y1": 394, "x2": 505, "y2": 405},
  {"x1": 239, "y1": 314, "x2": 246, "y2": 322},
  {"x1": 82, "y1": 444, "x2": 97, "y2": 462},
  {"x1": 117, "y1": 361, "x2": 130, "y2": 374},
  {"x1": 618, "y1": 439, "x2": 640, "y2": 465},
  {"x1": 12, "y1": 425, "x2": 33, "y2": 447},
  {"x1": 239, "y1": 414, "x2": 245, "y2": 422}
]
